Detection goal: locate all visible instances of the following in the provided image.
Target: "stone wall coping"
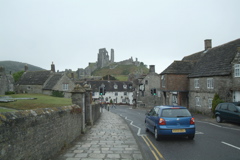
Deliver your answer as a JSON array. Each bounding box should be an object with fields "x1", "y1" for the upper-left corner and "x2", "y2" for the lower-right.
[{"x1": 0, "y1": 105, "x2": 80, "y2": 124}]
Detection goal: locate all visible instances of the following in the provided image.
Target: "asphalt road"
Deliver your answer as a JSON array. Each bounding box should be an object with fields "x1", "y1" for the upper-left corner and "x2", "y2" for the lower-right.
[{"x1": 109, "y1": 105, "x2": 240, "y2": 160}]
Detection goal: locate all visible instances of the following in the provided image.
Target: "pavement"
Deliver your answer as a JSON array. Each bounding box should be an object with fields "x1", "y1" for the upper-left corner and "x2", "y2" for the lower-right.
[{"x1": 56, "y1": 108, "x2": 144, "y2": 160}]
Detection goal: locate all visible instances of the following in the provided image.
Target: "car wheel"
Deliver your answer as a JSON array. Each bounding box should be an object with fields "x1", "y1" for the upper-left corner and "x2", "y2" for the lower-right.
[
  {"x1": 188, "y1": 134, "x2": 195, "y2": 140},
  {"x1": 145, "y1": 127, "x2": 149, "y2": 132},
  {"x1": 154, "y1": 128, "x2": 160, "y2": 141},
  {"x1": 216, "y1": 115, "x2": 222, "y2": 123}
]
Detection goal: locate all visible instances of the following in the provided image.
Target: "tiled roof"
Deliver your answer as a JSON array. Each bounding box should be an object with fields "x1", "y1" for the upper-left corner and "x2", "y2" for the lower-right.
[
  {"x1": 182, "y1": 51, "x2": 205, "y2": 61},
  {"x1": 17, "y1": 71, "x2": 52, "y2": 85},
  {"x1": 160, "y1": 60, "x2": 196, "y2": 75},
  {"x1": 43, "y1": 74, "x2": 63, "y2": 90},
  {"x1": 189, "y1": 38, "x2": 240, "y2": 78},
  {"x1": 76, "y1": 80, "x2": 133, "y2": 92}
]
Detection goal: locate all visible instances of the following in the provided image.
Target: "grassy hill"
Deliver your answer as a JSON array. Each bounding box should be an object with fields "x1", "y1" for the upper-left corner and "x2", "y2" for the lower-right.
[
  {"x1": 0, "y1": 61, "x2": 45, "y2": 73},
  {"x1": 92, "y1": 64, "x2": 148, "y2": 81}
]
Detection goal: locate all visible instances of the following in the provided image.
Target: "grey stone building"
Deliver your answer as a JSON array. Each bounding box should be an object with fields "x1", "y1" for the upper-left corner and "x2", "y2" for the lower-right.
[
  {"x1": 188, "y1": 39, "x2": 240, "y2": 115},
  {"x1": 159, "y1": 60, "x2": 196, "y2": 107},
  {"x1": 16, "y1": 63, "x2": 75, "y2": 98},
  {"x1": 0, "y1": 67, "x2": 14, "y2": 95},
  {"x1": 133, "y1": 65, "x2": 161, "y2": 108}
]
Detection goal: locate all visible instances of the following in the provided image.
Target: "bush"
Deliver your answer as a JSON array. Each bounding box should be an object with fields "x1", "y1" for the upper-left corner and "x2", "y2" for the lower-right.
[
  {"x1": 5, "y1": 91, "x2": 15, "y2": 95},
  {"x1": 52, "y1": 90, "x2": 64, "y2": 97},
  {"x1": 211, "y1": 93, "x2": 224, "y2": 115}
]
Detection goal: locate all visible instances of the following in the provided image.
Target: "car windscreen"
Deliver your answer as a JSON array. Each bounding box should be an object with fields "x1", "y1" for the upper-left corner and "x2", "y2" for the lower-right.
[{"x1": 161, "y1": 109, "x2": 191, "y2": 117}]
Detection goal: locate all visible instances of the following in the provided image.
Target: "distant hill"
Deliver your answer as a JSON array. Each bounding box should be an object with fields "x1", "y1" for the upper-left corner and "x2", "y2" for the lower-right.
[
  {"x1": 0, "y1": 61, "x2": 45, "y2": 74},
  {"x1": 92, "y1": 64, "x2": 149, "y2": 81}
]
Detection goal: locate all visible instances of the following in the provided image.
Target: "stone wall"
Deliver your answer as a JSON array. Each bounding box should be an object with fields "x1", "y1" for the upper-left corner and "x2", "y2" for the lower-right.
[{"x1": 0, "y1": 104, "x2": 101, "y2": 160}]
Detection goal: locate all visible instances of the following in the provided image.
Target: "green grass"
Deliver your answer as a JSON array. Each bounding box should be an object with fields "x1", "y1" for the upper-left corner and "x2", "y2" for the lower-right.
[
  {"x1": 0, "y1": 108, "x2": 16, "y2": 112},
  {"x1": 0, "y1": 94, "x2": 72, "y2": 111}
]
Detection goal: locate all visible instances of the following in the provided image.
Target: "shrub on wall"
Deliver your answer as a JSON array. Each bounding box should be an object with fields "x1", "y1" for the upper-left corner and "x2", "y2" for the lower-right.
[
  {"x1": 52, "y1": 90, "x2": 64, "y2": 97},
  {"x1": 5, "y1": 91, "x2": 15, "y2": 95},
  {"x1": 211, "y1": 93, "x2": 224, "y2": 116}
]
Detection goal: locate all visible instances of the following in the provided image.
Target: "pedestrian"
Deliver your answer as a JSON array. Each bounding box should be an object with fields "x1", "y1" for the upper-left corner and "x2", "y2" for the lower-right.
[{"x1": 112, "y1": 103, "x2": 116, "y2": 109}]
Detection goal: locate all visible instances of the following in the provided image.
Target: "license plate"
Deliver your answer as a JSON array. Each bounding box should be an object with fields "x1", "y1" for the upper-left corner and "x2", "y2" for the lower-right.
[{"x1": 172, "y1": 129, "x2": 186, "y2": 133}]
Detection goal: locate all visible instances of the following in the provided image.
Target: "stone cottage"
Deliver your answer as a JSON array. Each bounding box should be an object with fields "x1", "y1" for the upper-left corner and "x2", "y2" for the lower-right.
[
  {"x1": 132, "y1": 65, "x2": 161, "y2": 108},
  {"x1": 188, "y1": 39, "x2": 240, "y2": 115},
  {"x1": 16, "y1": 63, "x2": 75, "y2": 98}
]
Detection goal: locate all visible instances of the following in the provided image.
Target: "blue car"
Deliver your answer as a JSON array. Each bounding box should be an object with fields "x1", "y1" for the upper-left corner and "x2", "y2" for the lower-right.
[{"x1": 145, "y1": 105, "x2": 195, "y2": 140}]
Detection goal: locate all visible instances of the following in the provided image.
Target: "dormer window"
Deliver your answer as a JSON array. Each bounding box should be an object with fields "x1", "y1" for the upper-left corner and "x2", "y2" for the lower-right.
[
  {"x1": 235, "y1": 64, "x2": 240, "y2": 77},
  {"x1": 114, "y1": 84, "x2": 118, "y2": 89},
  {"x1": 123, "y1": 84, "x2": 127, "y2": 89}
]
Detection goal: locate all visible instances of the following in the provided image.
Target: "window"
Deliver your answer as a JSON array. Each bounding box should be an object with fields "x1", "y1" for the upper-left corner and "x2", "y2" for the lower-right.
[
  {"x1": 124, "y1": 92, "x2": 127, "y2": 96},
  {"x1": 114, "y1": 84, "x2": 118, "y2": 89},
  {"x1": 115, "y1": 92, "x2": 118, "y2": 96},
  {"x1": 207, "y1": 78, "x2": 214, "y2": 89},
  {"x1": 145, "y1": 80, "x2": 148, "y2": 85},
  {"x1": 123, "y1": 84, "x2": 127, "y2": 89},
  {"x1": 194, "y1": 79, "x2": 199, "y2": 88},
  {"x1": 235, "y1": 64, "x2": 240, "y2": 77},
  {"x1": 161, "y1": 75, "x2": 165, "y2": 87},
  {"x1": 62, "y1": 84, "x2": 69, "y2": 91},
  {"x1": 195, "y1": 97, "x2": 201, "y2": 107},
  {"x1": 208, "y1": 98, "x2": 213, "y2": 109}
]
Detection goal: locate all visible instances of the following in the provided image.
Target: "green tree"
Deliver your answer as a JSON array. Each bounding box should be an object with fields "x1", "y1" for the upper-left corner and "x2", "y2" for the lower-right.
[
  {"x1": 13, "y1": 71, "x2": 24, "y2": 82},
  {"x1": 211, "y1": 93, "x2": 224, "y2": 115}
]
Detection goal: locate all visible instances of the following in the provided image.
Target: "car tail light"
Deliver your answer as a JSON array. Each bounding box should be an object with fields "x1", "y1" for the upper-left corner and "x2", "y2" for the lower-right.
[
  {"x1": 159, "y1": 118, "x2": 166, "y2": 125},
  {"x1": 190, "y1": 117, "x2": 195, "y2": 125}
]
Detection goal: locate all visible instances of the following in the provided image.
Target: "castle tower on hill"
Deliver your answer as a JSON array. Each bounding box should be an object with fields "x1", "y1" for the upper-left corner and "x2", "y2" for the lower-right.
[{"x1": 97, "y1": 48, "x2": 114, "y2": 68}]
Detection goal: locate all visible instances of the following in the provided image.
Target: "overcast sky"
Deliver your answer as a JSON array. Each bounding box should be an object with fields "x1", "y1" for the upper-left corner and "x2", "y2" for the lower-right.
[{"x1": 1, "y1": 0, "x2": 240, "y2": 73}]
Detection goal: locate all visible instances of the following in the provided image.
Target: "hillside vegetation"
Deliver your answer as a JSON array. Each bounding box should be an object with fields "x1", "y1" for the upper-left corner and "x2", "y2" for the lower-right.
[
  {"x1": 92, "y1": 64, "x2": 148, "y2": 81},
  {"x1": 0, "y1": 61, "x2": 45, "y2": 73}
]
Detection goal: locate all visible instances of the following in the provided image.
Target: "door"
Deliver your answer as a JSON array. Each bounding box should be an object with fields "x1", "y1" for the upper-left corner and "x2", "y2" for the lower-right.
[{"x1": 233, "y1": 91, "x2": 240, "y2": 102}]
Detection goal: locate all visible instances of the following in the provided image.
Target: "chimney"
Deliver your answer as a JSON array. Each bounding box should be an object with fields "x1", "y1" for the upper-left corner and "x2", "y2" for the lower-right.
[
  {"x1": 51, "y1": 62, "x2": 55, "y2": 72},
  {"x1": 237, "y1": 46, "x2": 240, "y2": 53},
  {"x1": 24, "y1": 64, "x2": 28, "y2": 71},
  {"x1": 204, "y1": 39, "x2": 212, "y2": 50},
  {"x1": 149, "y1": 65, "x2": 155, "y2": 73}
]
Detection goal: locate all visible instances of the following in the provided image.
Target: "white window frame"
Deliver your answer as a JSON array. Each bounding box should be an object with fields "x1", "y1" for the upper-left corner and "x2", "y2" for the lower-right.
[
  {"x1": 235, "y1": 64, "x2": 240, "y2": 77},
  {"x1": 62, "y1": 84, "x2": 69, "y2": 91},
  {"x1": 114, "y1": 84, "x2": 118, "y2": 89},
  {"x1": 207, "y1": 78, "x2": 214, "y2": 89},
  {"x1": 208, "y1": 98, "x2": 213, "y2": 109},
  {"x1": 161, "y1": 75, "x2": 165, "y2": 88},
  {"x1": 194, "y1": 79, "x2": 199, "y2": 88},
  {"x1": 195, "y1": 97, "x2": 201, "y2": 107},
  {"x1": 123, "y1": 84, "x2": 127, "y2": 89}
]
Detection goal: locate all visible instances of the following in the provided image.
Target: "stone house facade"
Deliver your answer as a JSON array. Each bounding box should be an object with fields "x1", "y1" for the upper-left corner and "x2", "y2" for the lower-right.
[
  {"x1": 133, "y1": 65, "x2": 161, "y2": 108},
  {"x1": 188, "y1": 39, "x2": 240, "y2": 115},
  {"x1": 0, "y1": 67, "x2": 14, "y2": 95},
  {"x1": 159, "y1": 60, "x2": 196, "y2": 107},
  {"x1": 16, "y1": 63, "x2": 75, "y2": 98}
]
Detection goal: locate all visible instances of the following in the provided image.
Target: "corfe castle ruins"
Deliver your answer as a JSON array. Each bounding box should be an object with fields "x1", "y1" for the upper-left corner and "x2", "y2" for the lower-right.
[{"x1": 77, "y1": 48, "x2": 141, "y2": 79}]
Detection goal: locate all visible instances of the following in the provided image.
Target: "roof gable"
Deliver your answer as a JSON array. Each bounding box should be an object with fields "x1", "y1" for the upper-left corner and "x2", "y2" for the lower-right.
[
  {"x1": 160, "y1": 60, "x2": 196, "y2": 75},
  {"x1": 18, "y1": 71, "x2": 52, "y2": 85},
  {"x1": 189, "y1": 38, "x2": 240, "y2": 77},
  {"x1": 43, "y1": 74, "x2": 63, "y2": 90}
]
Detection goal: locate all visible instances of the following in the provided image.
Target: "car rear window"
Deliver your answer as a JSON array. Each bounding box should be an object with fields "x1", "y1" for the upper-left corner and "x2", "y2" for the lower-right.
[{"x1": 161, "y1": 109, "x2": 191, "y2": 117}]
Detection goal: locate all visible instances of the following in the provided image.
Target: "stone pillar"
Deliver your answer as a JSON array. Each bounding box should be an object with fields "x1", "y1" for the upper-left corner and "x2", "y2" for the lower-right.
[
  {"x1": 84, "y1": 84, "x2": 93, "y2": 126},
  {"x1": 71, "y1": 84, "x2": 86, "y2": 133}
]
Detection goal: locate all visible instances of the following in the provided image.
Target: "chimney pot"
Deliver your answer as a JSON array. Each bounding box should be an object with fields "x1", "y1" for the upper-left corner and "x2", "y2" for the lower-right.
[
  {"x1": 51, "y1": 62, "x2": 55, "y2": 72},
  {"x1": 204, "y1": 39, "x2": 212, "y2": 50},
  {"x1": 149, "y1": 65, "x2": 155, "y2": 73}
]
